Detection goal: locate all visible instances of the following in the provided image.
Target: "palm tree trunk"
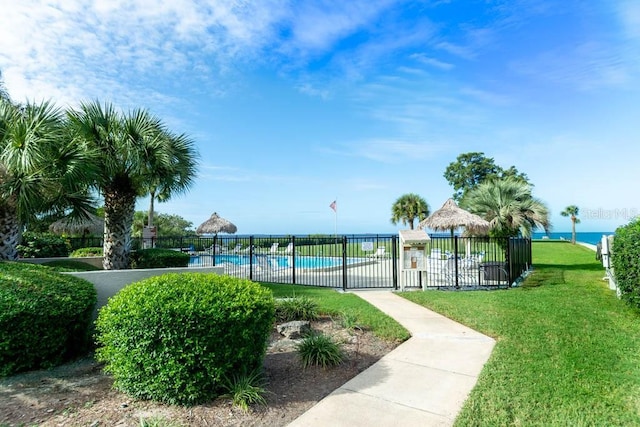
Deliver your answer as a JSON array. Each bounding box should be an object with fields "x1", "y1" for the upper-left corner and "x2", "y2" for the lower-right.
[
  {"x1": 103, "y1": 188, "x2": 136, "y2": 270},
  {"x1": 571, "y1": 217, "x2": 576, "y2": 244},
  {"x1": 148, "y1": 189, "x2": 155, "y2": 227},
  {"x1": 0, "y1": 201, "x2": 20, "y2": 260}
]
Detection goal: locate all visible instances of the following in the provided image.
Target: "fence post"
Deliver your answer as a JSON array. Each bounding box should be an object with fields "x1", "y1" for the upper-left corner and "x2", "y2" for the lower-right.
[
  {"x1": 454, "y1": 236, "x2": 460, "y2": 289},
  {"x1": 342, "y1": 236, "x2": 347, "y2": 291},
  {"x1": 249, "y1": 236, "x2": 254, "y2": 281},
  {"x1": 292, "y1": 235, "x2": 296, "y2": 285},
  {"x1": 392, "y1": 235, "x2": 398, "y2": 290}
]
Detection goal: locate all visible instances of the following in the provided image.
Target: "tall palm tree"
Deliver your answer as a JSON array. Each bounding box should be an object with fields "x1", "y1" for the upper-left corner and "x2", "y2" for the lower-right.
[
  {"x1": 560, "y1": 205, "x2": 580, "y2": 244},
  {"x1": 0, "y1": 99, "x2": 95, "y2": 260},
  {"x1": 67, "y1": 101, "x2": 198, "y2": 269},
  {"x1": 462, "y1": 178, "x2": 550, "y2": 238},
  {"x1": 390, "y1": 193, "x2": 430, "y2": 230},
  {"x1": 145, "y1": 130, "x2": 198, "y2": 227}
]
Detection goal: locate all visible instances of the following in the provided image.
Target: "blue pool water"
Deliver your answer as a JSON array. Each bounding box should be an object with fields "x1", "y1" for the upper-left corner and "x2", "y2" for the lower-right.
[{"x1": 189, "y1": 254, "x2": 361, "y2": 269}]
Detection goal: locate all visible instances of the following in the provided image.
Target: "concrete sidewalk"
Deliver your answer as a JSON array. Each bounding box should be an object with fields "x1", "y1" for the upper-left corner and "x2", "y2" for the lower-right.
[{"x1": 288, "y1": 291, "x2": 495, "y2": 427}]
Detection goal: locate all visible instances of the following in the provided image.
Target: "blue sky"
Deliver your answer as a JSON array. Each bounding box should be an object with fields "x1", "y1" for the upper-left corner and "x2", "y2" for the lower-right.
[{"x1": 1, "y1": 0, "x2": 639, "y2": 235}]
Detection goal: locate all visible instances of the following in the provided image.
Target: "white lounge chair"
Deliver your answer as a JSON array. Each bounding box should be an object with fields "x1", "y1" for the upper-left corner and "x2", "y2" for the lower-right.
[
  {"x1": 269, "y1": 242, "x2": 279, "y2": 254},
  {"x1": 282, "y1": 242, "x2": 294, "y2": 254},
  {"x1": 369, "y1": 246, "x2": 386, "y2": 258}
]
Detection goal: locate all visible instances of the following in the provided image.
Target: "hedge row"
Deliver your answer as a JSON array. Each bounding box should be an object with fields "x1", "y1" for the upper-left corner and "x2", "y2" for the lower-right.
[
  {"x1": 612, "y1": 218, "x2": 640, "y2": 309},
  {"x1": 0, "y1": 262, "x2": 97, "y2": 377}
]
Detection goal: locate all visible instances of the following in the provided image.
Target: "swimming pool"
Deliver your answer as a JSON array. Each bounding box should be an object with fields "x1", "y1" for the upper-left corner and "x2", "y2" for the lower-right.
[{"x1": 189, "y1": 254, "x2": 367, "y2": 269}]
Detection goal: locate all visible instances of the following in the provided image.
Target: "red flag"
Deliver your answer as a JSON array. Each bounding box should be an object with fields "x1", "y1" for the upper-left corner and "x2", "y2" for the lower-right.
[{"x1": 329, "y1": 200, "x2": 337, "y2": 212}]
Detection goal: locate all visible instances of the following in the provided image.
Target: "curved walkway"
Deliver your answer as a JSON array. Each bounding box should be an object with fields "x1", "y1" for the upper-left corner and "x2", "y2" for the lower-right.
[{"x1": 288, "y1": 291, "x2": 495, "y2": 427}]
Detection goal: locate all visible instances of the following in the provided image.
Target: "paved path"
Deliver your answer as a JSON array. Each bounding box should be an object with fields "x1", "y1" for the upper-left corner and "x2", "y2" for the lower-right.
[{"x1": 288, "y1": 291, "x2": 495, "y2": 427}]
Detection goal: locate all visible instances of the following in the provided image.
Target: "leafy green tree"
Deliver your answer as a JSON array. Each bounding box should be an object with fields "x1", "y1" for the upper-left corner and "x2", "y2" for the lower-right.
[
  {"x1": 561, "y1": 205, "x2": 580, "y2": 244},
  {"x1": 462, "y1": 178, "x2": 550, "y2": 238},
  {"x1": 444, "y1": 152, "x2": 530, "y2": 200},
  {"x1": 133, "y1": 211, "x2": 194, "y2": 237},
  {"x1": 67, "y1": 101, "x2": 198, "y2": 269},
  {"x1": 390, "y1": 193, "x2": 430, "y2": 230},
  {"x1": 0, "y1": 99, "x2": 94, "y2": 260}
]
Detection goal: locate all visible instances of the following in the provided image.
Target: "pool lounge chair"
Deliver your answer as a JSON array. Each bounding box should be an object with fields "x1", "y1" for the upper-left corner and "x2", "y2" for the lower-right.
[
  {"x1": 282, "y1": 242, "x2": 294, "y2": 254},
  {"x1": 368, "y1": 246, "x2": 386, "y2": 258}
]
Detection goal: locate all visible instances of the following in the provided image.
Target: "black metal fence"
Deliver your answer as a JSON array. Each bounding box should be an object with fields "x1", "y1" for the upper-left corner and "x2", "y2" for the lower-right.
[{"x1": 69, "y1": 234, "x2": 532, "y2": 290}]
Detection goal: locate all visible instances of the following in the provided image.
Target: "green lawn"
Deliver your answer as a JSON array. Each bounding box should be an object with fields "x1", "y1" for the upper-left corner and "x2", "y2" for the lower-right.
[
  {"x1": 262, "y1": 282, "x2": 410, "y2": 342},
  {"x1": 401, "y1": 241, "x2": 640, "y2": 426}
]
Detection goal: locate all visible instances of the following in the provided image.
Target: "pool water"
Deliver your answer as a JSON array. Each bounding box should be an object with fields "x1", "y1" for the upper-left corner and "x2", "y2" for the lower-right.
[{"x1": 189, "y1": 254, "x2": 361, "y2": 269}]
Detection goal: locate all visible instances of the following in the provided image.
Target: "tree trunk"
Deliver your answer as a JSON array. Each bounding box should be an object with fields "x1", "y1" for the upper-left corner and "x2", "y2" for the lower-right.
[
  {"x1": 0, "y1": 201, "x2": 20, "y2": 260},
  {"x1": 103, "y1": 187, "x2": 136, "y2": 270},
  {"x1": 148, "y1": 189, "x2": 155, "y2": 227},
  {"x1": 571, "y1": 216, "x2": 576, "y2": 244}
]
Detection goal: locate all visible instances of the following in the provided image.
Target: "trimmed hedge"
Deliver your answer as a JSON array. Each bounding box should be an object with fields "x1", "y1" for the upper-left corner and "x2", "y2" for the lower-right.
[
  {"x1": 130, "y1": 248, "x2": 190, "y2": 268},
  {"x1": 17, "y1": 232, "x2": 71, "y2": 258},
  {"x1": 612, "y1": 218, "x2": 640, "y2": 309},
  {"x1": 70, "y1": 247, "x2": 103, "y2": 257},
  {"x1": 0, "y1": 262, "x2": 97, "y2": 377},
  {"x1": 95, "y1": 273, "x2": 275, "y2": 406}
]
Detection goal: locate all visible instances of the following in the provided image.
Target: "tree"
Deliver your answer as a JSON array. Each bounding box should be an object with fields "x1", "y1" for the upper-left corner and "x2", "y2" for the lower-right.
[
  {"x1": 560, "y1": 205, "x2": 580, "y2": 244},
  {"x1": 390, "y1": 193, "x2": 429, "y2": 230},
  {"x1": 145, "y1": 130, "x2": 198, "y2": 227},
  {"x1": 444, "y1": 152, "x2": 530, "y2": 200},
  {"x1": 462, "y1": 178, "x2": 550, "y2": 238},
  {"x1": 133, "y1": 211, "x2": 194, "y2": 237},
  {"x1": 0, "y1": 99, "x2": 95, "y2": 260},
  {"x1": 67, "y1": 101, "x2": 198, "y2": 269}
]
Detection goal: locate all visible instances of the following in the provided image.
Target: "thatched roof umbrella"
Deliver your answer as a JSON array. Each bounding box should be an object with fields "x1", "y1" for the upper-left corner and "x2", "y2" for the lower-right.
[
  {"x1": 418, "y1": 198, "x2": 490, "y2": 237},
  {"x1": 196, "y1": 212, "x2": 237, "y2": 236},
  {"x1": 49, "y1": 213, "x2": 104, "y2": 236}
]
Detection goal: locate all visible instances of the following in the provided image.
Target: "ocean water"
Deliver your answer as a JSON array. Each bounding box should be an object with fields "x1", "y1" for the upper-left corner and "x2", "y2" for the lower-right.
[{"x1": 532, "y1": 232, "x2": 614, "y2": 245}]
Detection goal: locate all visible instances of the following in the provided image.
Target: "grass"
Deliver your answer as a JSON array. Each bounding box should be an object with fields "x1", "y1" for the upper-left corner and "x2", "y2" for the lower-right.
[
  {"x1": 222, "y1": 370, "x2": 268, "y2": 410},
  {"x1": 40, "y1": 259, "x2": 101, "y2": 271},
  {"x1": 262, "y1": 283, "x2": 410, "y2": 342},
  {"x1": 296, "y1": 332, "x2": 344, "y2": 368},
  {"x1": 401, "y1": 241, "x2": 640, "y2": 426}
]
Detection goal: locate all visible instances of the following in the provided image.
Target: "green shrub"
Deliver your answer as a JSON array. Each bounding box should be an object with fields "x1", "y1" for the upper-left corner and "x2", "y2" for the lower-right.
[
  {"x1": 17, "y1": 232, "x2": 71, "y2": 258},
  {"x1": 612, "y1": 219, "x2": 640, "y2": 308},
  {"x1": 0, "y1": 262, "x2": 97, "y2": 377},
  {"x1": 274, "y1": 296, "x2": 319, "y2": 322},
  {"x1": 222, "y1": 370, "x2": 268, "y2": 411},
  {"x1": 41, "y1": 260, "x2": 101, "y2": 272},
  {"x1": 70, "y1": 247, "x2": 103, "y2": 257},
  {"x1": 95, "y1": 273, "x2": 275, "y2": 406},
  {"x1": 129, "y1": 248, "x2": 190, "y2": 269},
  {"x1": 296, "y1": 332, "x2": 343, "y2": 368}
]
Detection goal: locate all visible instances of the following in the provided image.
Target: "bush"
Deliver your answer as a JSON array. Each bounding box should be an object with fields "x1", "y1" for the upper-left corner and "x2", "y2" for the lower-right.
[
  {"x1": 129, "y1": 248, "x2": 190, "y2": 269},
  {"x1": 70, "y1": 247, "x2": 103, "y2": 257},
  {"x1": 296, "y1": 332, "x2": 343, "y2": 368},
  {"x1": 274, "y1": 296, "x2": 319, "y2": 322},
  {"x1": 95, "y1": 273, "x2": 275, "y2": 406},
  {"x1": 0, "y1": 262, "x2": 97, "y2": 377},
  {"x1": 17, "y1": 232, "x2": 71, "y2": 258},
  {"x1": 612, "y1": 219, "x2": 640, "y2": 308},
  {"x1": 41, "y1": 260, "x2": 102, "y2": 272}
]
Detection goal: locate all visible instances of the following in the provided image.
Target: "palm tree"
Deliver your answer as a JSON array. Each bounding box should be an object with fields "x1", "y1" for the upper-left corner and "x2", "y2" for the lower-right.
[
  {"x1": 145, "y1": 130, "x2": 198, "y2": 227},
  {"x1": 67, "y1": 101, "x2": 198, "y2": 269},
  {"x1": 0, "y1": 99, "x2": 95, "y2": 260},
  {"x1": 560, "y1": 205, "x2": 580, "y2": 244},
  {"x1": 462, "y1": 178, "x2": 550, "y2": 238},
  {"x1": 390, "y1": 193, "x2": 430, "y2": 230}
]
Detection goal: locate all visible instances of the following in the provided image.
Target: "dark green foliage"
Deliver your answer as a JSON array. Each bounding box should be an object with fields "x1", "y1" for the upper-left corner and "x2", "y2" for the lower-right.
[
  {"x1": 129, "y1": 248, "x2": 190, "y2": 268},
  {"x1": 612, "y1": 219, "x2": 640, "y2": 309},
  {"x1": 41, "y1": 259, "x2": 101, "y2": 272},
  {"x1": 275, "y1": 296, "x2": 319, "y2": 321},
  {"x1": 70, "y1": 247, "x2": 103, "y2": 257},
  {"x1": 95, "y1": 273, "x2": 275, "y2": 406},
  {"x1": 16, "y1": 232, "x2": 71, "y2": 258},
  {"x1": 296, "y1": 332, "x2": 343, "y2": 368},
  {"x1": 0, "y1": 262, "x2": 97, "y2": 377}
]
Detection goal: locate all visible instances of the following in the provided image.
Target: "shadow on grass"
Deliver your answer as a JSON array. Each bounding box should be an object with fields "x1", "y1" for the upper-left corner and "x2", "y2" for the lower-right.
[{"x1": 534, "y1": 263, "x2": 604, "y2": 272}]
